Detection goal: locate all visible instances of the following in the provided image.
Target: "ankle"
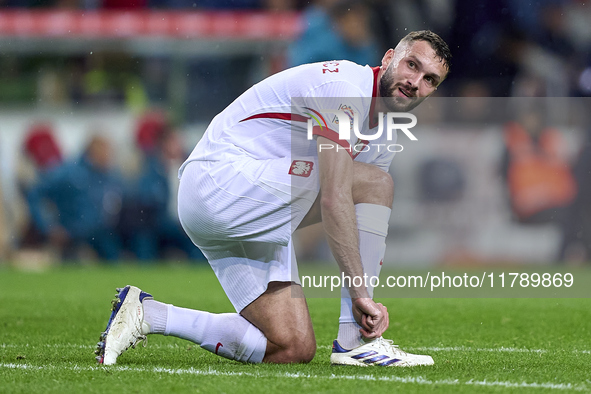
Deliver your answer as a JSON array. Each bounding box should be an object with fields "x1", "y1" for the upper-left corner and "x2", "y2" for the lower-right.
[
  {"x1": 143, "y1": 299, "x2": 169, "y2": 335},
  {"x1": 337, "y1": 322, "x2": 363, "y2": 350}
]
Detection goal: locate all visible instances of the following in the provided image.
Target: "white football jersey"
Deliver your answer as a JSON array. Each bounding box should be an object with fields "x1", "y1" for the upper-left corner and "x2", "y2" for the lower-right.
[{"x1": 180, "y1": 60, "x2": 397, "y2": 176}]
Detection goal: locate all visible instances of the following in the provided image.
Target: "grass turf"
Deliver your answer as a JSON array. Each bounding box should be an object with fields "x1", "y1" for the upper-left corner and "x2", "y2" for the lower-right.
[{"x1": 0, "y1": 265, "x2": 590, "y2": 393}]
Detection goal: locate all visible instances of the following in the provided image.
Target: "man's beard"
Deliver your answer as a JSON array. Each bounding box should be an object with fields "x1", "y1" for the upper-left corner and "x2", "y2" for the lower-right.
[{"x1": 379, "y1": 67, "x2": 422, "y2": 112}]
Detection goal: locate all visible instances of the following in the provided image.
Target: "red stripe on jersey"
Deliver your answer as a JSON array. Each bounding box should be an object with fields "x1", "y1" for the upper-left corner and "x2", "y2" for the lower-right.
[
  {"x1": 369, "y1": 66, "x2": 380, "y2": 129},
  {"x1": 312, "y1": 125, "x2": 353, "y2": 159},
  {"x1": 240, "y1": 113, "x2": 354, "y2": 159},
  {"x1": 240, "y1": 112, "x2": 309, "y2": 123}
]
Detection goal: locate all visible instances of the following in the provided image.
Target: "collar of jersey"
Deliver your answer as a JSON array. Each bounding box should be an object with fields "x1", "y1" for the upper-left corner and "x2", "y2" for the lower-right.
[{"x1": 369, "y1": 66, "x2": 380, "y2": 129}]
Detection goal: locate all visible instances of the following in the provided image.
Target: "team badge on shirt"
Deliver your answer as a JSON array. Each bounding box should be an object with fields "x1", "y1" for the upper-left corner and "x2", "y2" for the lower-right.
[
  {"x1": 332, "y1": 103, "x2": 355, "y2": 127},
  {"x1": 289, "y1": 160, "x2": 314, "y2": 177}
]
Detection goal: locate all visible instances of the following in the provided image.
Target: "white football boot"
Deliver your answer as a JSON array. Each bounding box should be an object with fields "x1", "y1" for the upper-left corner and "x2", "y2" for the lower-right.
[
  {"x1": 95, "y1": 285, "x2": 153, "y2": 365},
  {"x1": 330, "y1": 337, "x2": 434, "y2": 367}
]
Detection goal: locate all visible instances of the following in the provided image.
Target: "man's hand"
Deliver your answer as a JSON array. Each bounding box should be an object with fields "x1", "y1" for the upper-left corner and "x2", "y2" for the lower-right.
[{"x1": 352, "y1": 297, "x2": 389, "y2": 339}]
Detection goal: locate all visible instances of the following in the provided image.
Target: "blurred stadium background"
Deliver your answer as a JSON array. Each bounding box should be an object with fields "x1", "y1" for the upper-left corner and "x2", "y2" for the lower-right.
[{"x1": 1, "y1": 0, "x2": 591, "y2": 269}]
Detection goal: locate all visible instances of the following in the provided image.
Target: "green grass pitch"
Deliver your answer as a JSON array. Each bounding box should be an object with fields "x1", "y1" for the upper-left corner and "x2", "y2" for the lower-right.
[{"x1": 1, "y1": 265, "x2": 590, "y2": 393}]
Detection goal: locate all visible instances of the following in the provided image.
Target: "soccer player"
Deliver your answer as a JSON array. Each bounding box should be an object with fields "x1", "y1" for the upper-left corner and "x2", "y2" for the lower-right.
[{"x1": 96, "y1": 30, "x2": 451, "y2": 367}]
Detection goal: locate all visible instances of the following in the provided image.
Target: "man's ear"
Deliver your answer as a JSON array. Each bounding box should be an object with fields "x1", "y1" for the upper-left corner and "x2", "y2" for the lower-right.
[{"x1": 381, "y1": 49, "x2": 395, "y2": 70}]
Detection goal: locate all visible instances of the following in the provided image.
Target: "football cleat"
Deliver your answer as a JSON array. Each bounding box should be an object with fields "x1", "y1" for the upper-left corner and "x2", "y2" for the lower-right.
[
  {"x1": 95, "y1": 285, "x2": 153, "y2": 365},
  {"x1": 330, "y1": 337, "x2": 434, "y2": 367}
]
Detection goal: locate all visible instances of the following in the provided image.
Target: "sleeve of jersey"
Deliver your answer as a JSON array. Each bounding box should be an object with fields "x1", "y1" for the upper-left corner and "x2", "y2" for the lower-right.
[
  {"x1": 373, "y1": 149, "x2": 397, "y2": 172},
  {"x1": 371, "y1": 126, "x2": 398, "y2": 172},
  {"x1": 303, "y1": 83, "x2": 368, "y2": 158}
]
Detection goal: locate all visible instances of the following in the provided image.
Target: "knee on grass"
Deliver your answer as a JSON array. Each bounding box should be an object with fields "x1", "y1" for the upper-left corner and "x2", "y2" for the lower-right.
[{"x1": 265, "y1": 334, "x2": 316, "y2": 363}]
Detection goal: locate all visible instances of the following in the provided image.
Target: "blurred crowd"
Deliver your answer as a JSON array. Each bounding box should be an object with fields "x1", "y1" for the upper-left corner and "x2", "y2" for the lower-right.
[
  {"x1": 498, "y1": 103, "x2": 591, "y2": 262},
  {"x1": 1, "y1": 0, "x2": 591, "y2": 264},
  {"x1": 1, "y1": 1, "x2": 591, "y2": 121},
  {"x1": 0, "y1": 0, "x2": 294, "y2": 9},
  {"x1": 0, "y1": 0, "x2": 291, "y2": 9},
  {"x1": 11, "y1": 113, "x2": 205, "y2": 263}
]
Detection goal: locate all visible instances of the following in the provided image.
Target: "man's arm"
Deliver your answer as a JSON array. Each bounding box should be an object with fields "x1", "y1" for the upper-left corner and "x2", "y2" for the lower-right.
[{"x1": 316, "y1": 136, "x2": 389, "y2": 339}]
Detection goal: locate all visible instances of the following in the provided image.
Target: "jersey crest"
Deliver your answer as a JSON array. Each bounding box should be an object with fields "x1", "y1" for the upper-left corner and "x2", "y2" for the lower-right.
[{"x1": 289, "y1": 160, "x2": 314, "y2": 177}]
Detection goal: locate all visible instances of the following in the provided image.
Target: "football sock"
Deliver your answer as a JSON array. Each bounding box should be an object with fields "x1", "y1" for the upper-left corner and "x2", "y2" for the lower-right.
[
  {"x1": 143, "y1": 300, "x2": 267, "y2": 363},
  {"x1": 143, "y1": 299, "x2": 168, "y2": 334},
  {"x1": 337, "y1": 203, "x2": 390, "y2": 349}
]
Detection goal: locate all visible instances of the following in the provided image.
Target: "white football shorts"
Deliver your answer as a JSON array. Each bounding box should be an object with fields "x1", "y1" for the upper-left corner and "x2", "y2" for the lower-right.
[{"x1": 177, "y1": 157, "x2": 320, "y2": 312}]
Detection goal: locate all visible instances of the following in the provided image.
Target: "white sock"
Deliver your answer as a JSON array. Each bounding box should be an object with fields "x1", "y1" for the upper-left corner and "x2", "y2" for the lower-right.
[
  {"x1": 143, "y1": 300, "x2": 267, "y2": 363},
  {"x1": 143, "y1": 299, "x2": 168, "y2": 334},
  {"x1": 337, "y1": 203, "x2": 390, "y2": 350}
]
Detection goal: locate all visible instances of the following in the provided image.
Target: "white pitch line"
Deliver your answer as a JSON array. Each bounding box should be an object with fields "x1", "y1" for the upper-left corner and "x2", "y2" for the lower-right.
[
  {"x1": 0, "y1": 344, "x2": 93, "y2": 349},
  {"x1": 2, "y1": 343, "x2": 591, "y2": 355},
  {"x1": 0, "y1": 363, "x2": 586, "y2": 391},
  {"x1": 317, "y1": 345, "x2": 591, "y2": 354},
  {"x1": 405, "y1": 346, "x2": 547, "y2": 353}
]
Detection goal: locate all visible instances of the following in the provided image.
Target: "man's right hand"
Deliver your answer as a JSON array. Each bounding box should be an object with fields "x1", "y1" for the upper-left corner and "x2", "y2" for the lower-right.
[{"x1": 352, "y1": 297, "x2": 389, "y2": 339}]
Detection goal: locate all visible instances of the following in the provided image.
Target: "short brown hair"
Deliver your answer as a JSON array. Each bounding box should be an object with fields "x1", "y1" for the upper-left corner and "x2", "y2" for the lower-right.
[{"x1": 400, "y1": 30, "x2": 452, "y2": 72}]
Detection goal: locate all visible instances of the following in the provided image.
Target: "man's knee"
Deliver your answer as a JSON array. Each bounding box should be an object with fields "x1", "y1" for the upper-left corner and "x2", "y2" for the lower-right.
[
  {"x1": 240, "y1": 282, "x2": 316, "y2": 363},
  {"x1": 352, "y1": 163, "x2": 394, "y2": 206},
  {"x1": 287, "y1": 340, "x2": 316, "y2": 363},
  {"x1": 267, "y1": 332, "x2": 316, "y2": 363},
  {"x1": 370, "y1": 168, "x2": 394, "y2": 194}
]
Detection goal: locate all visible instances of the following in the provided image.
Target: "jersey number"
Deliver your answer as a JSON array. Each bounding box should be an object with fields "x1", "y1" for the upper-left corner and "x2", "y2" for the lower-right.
[{"x1": 322, "y1": 61, "x2": 339, "y2": 74}]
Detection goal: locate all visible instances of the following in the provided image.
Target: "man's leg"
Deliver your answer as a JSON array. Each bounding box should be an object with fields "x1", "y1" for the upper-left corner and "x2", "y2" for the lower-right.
[
  {"x1": 143, "y1": 281, "x2": 315, "y2": 363},
  {"x1": 102, "y1": 236, "x2": 316, "y2": 365},
  {"x1": 240, "y1": 282, "x2": 316, "y2": 363},
  {"x1": 340, "y1": 163, "x2": 393, "y2": 348},
  {"x1": 135, "y1": 159, "x2": 316, "y2": 364},
  {"x1": 299, "y1": 162, "x2": 393, "y2": 349}
]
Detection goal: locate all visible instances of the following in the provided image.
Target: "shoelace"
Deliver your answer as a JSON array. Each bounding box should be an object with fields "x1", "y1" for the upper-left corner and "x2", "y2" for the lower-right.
[
  {"x1": 124, "y1": 319, "x2": 148, "y2": 351},
  {"x1": 131, "y1": 335, "x2": 148, "y2": 349},
  {"x1": 375, "y1": 337, "x2": 409, "y2": 357}
]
